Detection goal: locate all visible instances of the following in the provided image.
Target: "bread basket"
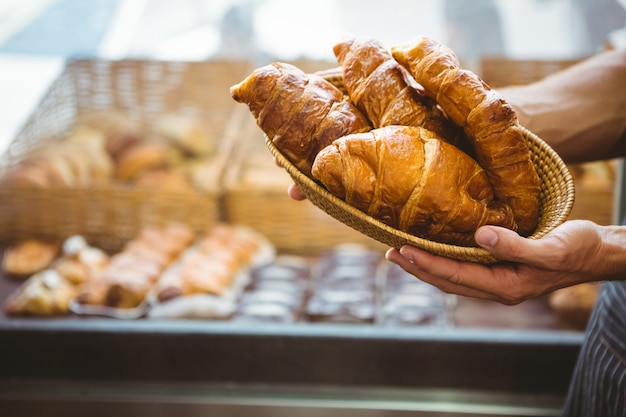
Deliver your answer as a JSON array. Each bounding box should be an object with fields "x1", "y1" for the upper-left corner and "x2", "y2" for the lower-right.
[
  {"x1": 265, "y1": 73, "x2": 575, "y2": 264},
  {"x1": 0, "y1": 59, "x2": 251, "y2": 252}
]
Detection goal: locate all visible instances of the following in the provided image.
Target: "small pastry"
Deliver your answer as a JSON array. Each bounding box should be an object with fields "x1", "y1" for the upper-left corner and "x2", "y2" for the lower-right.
[
  {"x1": 4, "y1": 269, "x2": 78, "y2": 316},
  {"x1": 154, "y1": 113, "x2": 216, "y2": 157},
  {"x1": 2, "y1": 239, "x2": 61, "y2": 277},
  {"x1": 114, "y1": 141, "x2": 172, "y2": 181}
]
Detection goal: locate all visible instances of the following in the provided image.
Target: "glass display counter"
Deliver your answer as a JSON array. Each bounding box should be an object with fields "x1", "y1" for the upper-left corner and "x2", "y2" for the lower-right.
[{"x1": 0, "y1": 270, "x2": 583, "y2": 417}]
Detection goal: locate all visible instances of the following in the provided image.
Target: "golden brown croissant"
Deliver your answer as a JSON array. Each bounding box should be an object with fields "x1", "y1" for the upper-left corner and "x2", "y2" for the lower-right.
[
  {"x1": 333, "y1": 37, "x2": 468, "y2": 152},
  {"x1": 392, "y1": 36, "x2": 541, "y2": 236},
  {"x1": 311, "y1": 125, "x2": 516, "y2": 246},
  {"x1": 230, "y1": 62, "x2": 371, "y2": 176}
]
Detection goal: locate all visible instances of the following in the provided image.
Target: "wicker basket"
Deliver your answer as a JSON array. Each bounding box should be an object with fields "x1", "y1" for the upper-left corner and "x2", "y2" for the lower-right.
[
  {"x1": 271, "y1": 68, "x2": 575, "y2": 262},
  {"x1": 478, "y1": 56, "x2": 585, "y2": 88},
  {"x1": 266, "y1": 125, "x2": 574, "y2": 264},
  {"x1": 0, "y1": 59, "x2": 252, "y2": 252}
]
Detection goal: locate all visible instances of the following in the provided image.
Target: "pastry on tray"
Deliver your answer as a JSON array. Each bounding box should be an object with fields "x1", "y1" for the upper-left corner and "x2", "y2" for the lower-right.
[
  {"x1": 148, "y1": 224, "x2": 275, "y2": 319},
  {"x1": 4, "y1": 269, "x2": 78, "y2": 316},
  {"x1": 2, "y1": 238, "x2": 61, "y2": 277},
  {"x1": 3, "y1": 235, "x2": 109, "y2": 316},
  {"x1": 75, "y1": 223, "x2": 196, "y2": 312}
]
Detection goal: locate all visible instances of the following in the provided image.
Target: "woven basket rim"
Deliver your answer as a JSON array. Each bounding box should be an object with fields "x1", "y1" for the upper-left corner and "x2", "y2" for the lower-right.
[{"x1": 265, "y1": 126, "x2": 574, "y2": 264}]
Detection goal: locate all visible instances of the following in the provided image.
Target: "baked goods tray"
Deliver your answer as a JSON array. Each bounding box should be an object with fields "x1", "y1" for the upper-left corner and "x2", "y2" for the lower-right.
[
  {"x1": 0, "y1": 262, "x2": 583, "y2": 406},
  {"x1": 0, "y1": 59, "x2": 252, "y2": 252}
]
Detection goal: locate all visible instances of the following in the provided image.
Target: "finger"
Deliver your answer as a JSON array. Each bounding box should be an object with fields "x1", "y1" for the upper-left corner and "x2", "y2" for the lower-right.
[
  {"x1": 273, "y1": 157, "x2": 283, "y2": 168},
  {"x1": 474, "y1": 226, "x2": 547, "y2": 265},
  {"x1": 287, "y1": 183, "x2": 306, "y2": 200},
  {"x1": 385, "y1": 248, "x2": 504, "y2": 302}
]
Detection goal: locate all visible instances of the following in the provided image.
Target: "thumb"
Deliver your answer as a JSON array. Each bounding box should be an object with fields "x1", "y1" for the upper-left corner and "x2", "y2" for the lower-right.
[{"x1": 474, "y1": 225, "x2": 539, "y2": 263}]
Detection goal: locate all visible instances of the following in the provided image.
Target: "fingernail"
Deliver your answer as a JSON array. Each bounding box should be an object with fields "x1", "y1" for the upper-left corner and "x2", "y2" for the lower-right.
[
  {"x1": 475, "y1": 228, "x2": 498, "y2": 249},
  {"x1": 398, "y1": 246, "x2": 415, "y2": 263}
]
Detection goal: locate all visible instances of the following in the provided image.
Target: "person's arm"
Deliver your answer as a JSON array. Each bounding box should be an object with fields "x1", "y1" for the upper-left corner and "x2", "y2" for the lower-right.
[{"x1": 499, "y1": 47, "x2": 626, "y2": 163}]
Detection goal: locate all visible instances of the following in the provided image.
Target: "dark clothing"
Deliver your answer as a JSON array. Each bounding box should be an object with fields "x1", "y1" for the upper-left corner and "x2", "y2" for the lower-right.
[{"x1": 562, "y1": 281, "x2": 626, "y2": 417}]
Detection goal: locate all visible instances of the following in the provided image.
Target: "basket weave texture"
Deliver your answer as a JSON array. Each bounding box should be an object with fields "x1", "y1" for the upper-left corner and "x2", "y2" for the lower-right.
[
  {"x1": 478, "y1": 56, "x2": 585, "y2": 88},
  {"x1": 0, "y1": 59, "x2": 251, "y2": 252}
]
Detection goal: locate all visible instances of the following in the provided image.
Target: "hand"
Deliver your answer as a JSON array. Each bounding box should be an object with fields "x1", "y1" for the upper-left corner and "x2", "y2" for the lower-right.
[
  {"x1": 385, "y1": 220, "x2": 614, "y2": 305},
  {"x1": 287, "y1": 184, "x2": 306, "y2": 201}
]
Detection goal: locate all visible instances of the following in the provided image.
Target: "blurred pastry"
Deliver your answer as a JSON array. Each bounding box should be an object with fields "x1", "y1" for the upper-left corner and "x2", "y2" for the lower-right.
[
  {"x1": 154, "y1": 224, "x2": 273, "y2": 302},
  {"x1": 154, "y1": 113, "x2": 216, "y2": 157},
  {"x1": 549, "y1": 283, "x2": 600, "y2": 330},
  {"x1": 134, "y1": 168, "x2": 194, "y2": 192},
  {"x1": 52, "y1": 143, "x2": 94, "y2": 187},
  {"x1": 74, "y1": 110, "x2": 143, "y2": 160},
  {"x1": 22, "y1": 150, "x2": 76, "y2": 187},
  {"x1": 114, "y1": 141, "x2": 173, "y2": 181},
  {"x1": 0, "y1": 128, "x2": 114, "y2": 188},
  {"x1": 75, "y1": 223, "x2": 195, "y2": 309},
  {"x1": 65, "y1": 126, "x2": 114, "y2": 182},
  {"x1": 0, "y1": 164, "x2": 51, "y2": 188},
  {"x1": 4, "y1": 269, "x2": 78, "y2": 316},
  {"x1": 100, "y1": 267, "x2": 156, "y2": 309},
  {"x1": 52, "y1": 235, "x2": 110, "y2": 285},
  {"x1": 2, "y1": 239, "x2": 61, "y2": 277}
]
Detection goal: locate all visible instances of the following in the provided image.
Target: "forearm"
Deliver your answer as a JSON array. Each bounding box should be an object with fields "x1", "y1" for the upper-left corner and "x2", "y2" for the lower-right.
[
  {"x1": 499, "y1": 48, "x2": 626, "y2": 164},
  {"x1": 594, "y1": 224, "x2": 626, "y2": 282}
]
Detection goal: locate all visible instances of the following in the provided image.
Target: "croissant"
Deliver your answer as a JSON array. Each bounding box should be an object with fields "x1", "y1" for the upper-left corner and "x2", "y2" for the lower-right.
[
  {"x1": 311, "y1": 125, "x2": 516, "y2": 246},
  {"x1": 392, "y1": 36, "x2": 541, "y2": 236},
  {"x1": 230, "y1": 62, "x2": 371, "y2": 176},
  {"x1": 333, "y1": 37, "x2": 468, "y2": 152}
]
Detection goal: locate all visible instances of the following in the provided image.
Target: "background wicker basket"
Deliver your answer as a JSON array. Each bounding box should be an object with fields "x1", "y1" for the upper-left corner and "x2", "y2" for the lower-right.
[
  {"x1": 221, "y1": 106, "x2": 388, "y2": 255},
  {"x1": 478, "y1": 56, "x2": 585, "y2": 88},
  {"x1": 0, "y1": 59, "x2": 252, "y2": 252},
  {"x1": 221, "y1": 59, "x2": 390, "y2": 255}
]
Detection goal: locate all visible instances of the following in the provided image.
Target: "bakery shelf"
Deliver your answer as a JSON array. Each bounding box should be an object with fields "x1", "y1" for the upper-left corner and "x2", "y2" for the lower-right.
[{"x1": 0, "y1": 58, "x2": 252, "y2": 251}]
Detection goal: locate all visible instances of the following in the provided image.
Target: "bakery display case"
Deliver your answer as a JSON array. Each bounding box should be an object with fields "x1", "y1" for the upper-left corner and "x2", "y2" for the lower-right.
[
  {"x1": 0, "y1": 55, "x2": 591, "y2": 417},
  {"x1": 0, "y1": 320, "x2": 581, "y2": 417},
  {"x1": 0, "y1": 239, "x2": 585, "y2": 417},
  {"x1": 0, "y1": 55, "x2": 592, "y2": 417},
  {"x1": 1, "y1": 1, "x2": 623, "y2": 416}
]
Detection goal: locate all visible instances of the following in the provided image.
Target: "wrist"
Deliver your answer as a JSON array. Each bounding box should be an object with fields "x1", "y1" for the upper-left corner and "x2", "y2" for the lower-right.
[{"x1": 596, "y1": 225, "x2": 626, "y2": 281}]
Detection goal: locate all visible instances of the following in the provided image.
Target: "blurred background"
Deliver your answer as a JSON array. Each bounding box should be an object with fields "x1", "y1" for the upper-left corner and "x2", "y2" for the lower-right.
[
  {"x1": 1, "y1": 0, "x2": 625, "y2": 151},
  {"x1": 0, "y1": 2, "x2": 625, "y2": 415},
  {"x1": 0, "y1": 1, "x2": 621, "y2": 118},
  {"x1": 1, "y1": 0, "x2": 624, "y2": 60},
  {"x1": 2, "y1": 0, "x2": 625, "y2": 219}
]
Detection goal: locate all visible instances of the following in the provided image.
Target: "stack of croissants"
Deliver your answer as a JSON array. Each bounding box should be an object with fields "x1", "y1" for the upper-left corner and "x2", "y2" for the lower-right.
[{"x1": 231, "y1": 35, "x2": 542, "y2": 247}]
